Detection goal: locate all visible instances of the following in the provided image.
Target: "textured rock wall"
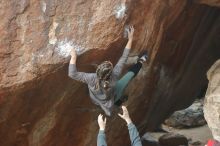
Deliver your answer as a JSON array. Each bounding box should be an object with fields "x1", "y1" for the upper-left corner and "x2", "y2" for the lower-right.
[
  {"x1": 194, "y1": 0, "x2": 220, "y2": 7},
  {"x1": 143, "y1": 3, "x2": 220, "y2": 130},
  {"x1": 0, "y1": 0, "x2": 220, "y2": 146},
  {"x1": 204, "y1": 59, "x2": 220, "y2": 141}
]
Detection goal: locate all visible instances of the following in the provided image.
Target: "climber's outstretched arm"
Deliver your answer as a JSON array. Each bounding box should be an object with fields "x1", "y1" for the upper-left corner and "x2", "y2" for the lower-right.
[
  {"x1": 118, "y1": 106, "x2": 142, "y2": 146},
  {"x1": 97, "y1": 114, "x2": 107, "y2": 146},
  {"x1": 68, "y1": 49, "x2": 96, "y2": 85},
  {"x1": 125, "y1": 26, "x2": 134, "y2": 49},
  {"x1": 113, "y1": 26, "x2": 134, "y2": 77}
]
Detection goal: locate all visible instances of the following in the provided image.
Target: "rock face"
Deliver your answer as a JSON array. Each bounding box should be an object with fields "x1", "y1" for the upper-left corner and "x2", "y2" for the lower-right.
[
  {"x1": 0, "y1": 0, "x2": 220, "y2": 146},
  {"x1": 194, "y1": 0, "x2": 220, "y2": 7},
  {"x1": 204, "y1": 59, "x2": 220, "y2": 141},
  {"x1": 165, "y1": 99, "x2": 206, "y2": 128}
]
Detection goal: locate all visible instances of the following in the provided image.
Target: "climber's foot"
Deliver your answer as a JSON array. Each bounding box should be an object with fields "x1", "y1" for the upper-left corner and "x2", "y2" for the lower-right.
[{"x1": 138, "y1": 51, "x2": 148, "y2": 64}]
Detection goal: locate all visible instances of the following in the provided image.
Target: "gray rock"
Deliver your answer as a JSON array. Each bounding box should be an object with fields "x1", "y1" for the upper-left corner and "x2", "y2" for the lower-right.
[
  {"x1": 204, "y1": 59, "x2": 220, "y2": 141},
  {"x1": 159, "y1": 133, "x2": 188, "y2": 146},
  {"x1": 142, "y1": 133, "x2": 161, "y2": 146},
  {"x1": 165, "y1": 99, "x2": 206, "y2": 128}
]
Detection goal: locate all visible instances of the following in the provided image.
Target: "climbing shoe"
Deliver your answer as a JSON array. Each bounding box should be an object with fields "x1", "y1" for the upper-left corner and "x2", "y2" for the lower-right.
[{"x1": 138, "y1": 51, "x2": 148, "y2": 63}]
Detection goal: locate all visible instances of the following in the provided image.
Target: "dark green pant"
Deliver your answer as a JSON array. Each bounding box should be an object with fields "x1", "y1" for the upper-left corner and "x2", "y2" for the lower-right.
[
  {"x1": 114, "y1": 62, "x2": 142, "y2": 104},
  {"x1": 114, "y1": 72, "x2": 135, "y2": 102}
]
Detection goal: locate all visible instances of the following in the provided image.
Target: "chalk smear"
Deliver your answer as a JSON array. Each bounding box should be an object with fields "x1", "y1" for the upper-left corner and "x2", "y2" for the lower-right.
[
  {"x1": 49, "y1": 22, "x2": 58, "y2": 45},
  {"x1": 115, "y1": 3, "x2": 126, "y2": 19},
  {"x1": 41, "y1": 1, "x2": 47, "y2": 13},
  {"x1": 55, "y1": 39, "x2": 86, "y2": 57}
]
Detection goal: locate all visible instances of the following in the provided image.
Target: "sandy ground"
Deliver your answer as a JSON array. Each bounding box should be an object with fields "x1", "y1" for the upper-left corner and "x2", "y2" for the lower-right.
[{"x1": 143, "y1": 124, "x2": 213, "y2": 146}]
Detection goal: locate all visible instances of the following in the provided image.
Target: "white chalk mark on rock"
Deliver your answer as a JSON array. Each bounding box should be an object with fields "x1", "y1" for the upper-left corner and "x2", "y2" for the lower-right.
[
  {"x1": 41, "y1": 1, "x2": 47, "y2": 13},
  {"x1": 115, "y1": 3, "x2": 126, "y2": 19},
  {"x1": 49, "y1": 21, "x2": 58, "y2": 45},
  {"x1": 55, "y1": 39, "x2": 86, "y2": 57},
  {"x1": 16, "y1": 13, "x2": 28, "y2": 43}
]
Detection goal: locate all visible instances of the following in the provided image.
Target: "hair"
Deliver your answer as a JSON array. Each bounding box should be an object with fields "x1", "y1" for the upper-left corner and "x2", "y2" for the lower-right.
[{"x1": 96, "y1": 61, "x2": 113, "y2": 81}]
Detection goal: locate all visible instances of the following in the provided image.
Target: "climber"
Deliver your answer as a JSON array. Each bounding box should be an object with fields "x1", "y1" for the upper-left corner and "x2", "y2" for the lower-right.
[
  {"x1": 97, "y1": 106, "x2": 142, "y2": 146},
  {"x1": 68, "y1": 26, "x2": 148, "y2": 116}
]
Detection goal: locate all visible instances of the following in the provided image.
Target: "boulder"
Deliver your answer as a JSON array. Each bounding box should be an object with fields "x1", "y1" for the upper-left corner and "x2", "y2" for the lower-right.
[
  {"x1": 142, "y1": 133, "x2": 160, "y2": 146},
  {"x1": 0, "y1": 0, "x2": 220, "y2": 146},
  {"x1": 165, "y1": 99, "x2": 206, "y2": 128},
  {"x1": 204, "y1": 59, "x2": 220, "y2": 141},
  {"x1": 159, "y1": 133, "x2": 188, "y2": 146},
  {"x1": 142, "y1": 140, "x2": 160, "y2": 146}
]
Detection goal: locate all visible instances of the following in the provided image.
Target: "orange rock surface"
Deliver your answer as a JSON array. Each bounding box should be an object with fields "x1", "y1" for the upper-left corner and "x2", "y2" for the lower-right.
[{"x1": 0, "y1": 0, "x2": 220, "y2": 145}]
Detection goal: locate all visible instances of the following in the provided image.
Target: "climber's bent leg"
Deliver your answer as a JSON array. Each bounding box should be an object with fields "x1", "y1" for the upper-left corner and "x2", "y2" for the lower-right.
[
  {"x1": 114, "y1": 62, "x2": 143, "y2": 105},
  {"x1": 127, "y1": 62, "x2": 142, "y2": 77}
]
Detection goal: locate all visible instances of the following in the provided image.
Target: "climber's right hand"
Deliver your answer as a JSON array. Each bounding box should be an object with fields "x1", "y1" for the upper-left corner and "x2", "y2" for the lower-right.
[
  {"x1": 127, "y1": 25, "x2": 134, "y2": 41},
  {"x1": 71, "y1": 48, "x2": 77, "y2": 58}
]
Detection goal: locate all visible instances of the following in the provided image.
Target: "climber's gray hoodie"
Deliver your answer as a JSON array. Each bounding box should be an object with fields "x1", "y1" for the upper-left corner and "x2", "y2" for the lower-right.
[{"x1": 68, "y1": 48, "x2": 130, "y2": 116}]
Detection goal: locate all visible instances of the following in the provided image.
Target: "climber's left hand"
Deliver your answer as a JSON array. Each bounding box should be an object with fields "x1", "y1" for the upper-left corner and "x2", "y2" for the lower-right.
[{"x1": 98, "y1": 114, "x2": 107, "y2": 131}]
